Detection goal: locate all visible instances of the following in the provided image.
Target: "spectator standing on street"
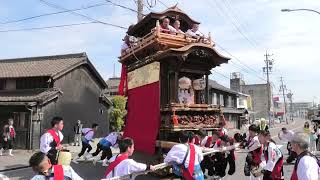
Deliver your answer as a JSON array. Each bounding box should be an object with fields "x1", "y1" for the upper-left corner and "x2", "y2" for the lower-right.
[
  {"x1": 40, "y1": 116, "x2": 64, "y2": 165},
  {"x1": 72, "y1": 123, "x2": 99, "y2": 164},
  {"x1": 278, "y1": 127, "x2": 296, "y2": 163},
  {"x1": 304, "y1": 122, "x2": 310, "y2": 134},
  {"x1": 310, "y1": 126, "x2": 318, "y2": 152},
  {"x1": 259, "y1": 118, "x2": 269, "y2": 132},
  {"x1": 73, "y1": 120, "x2": 82, "y2": 146},
  {"x1": 0, "y1": 118, "x2": 16, "y2": 156},
  {"x1": 290, "y1": 132, "x2": 319, "y2": 180}
]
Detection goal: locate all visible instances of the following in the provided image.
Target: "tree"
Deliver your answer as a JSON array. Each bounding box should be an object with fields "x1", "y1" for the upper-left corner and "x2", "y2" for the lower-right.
[{"x1": 109, "y1": 96, "x2": 127, "y2": 131}]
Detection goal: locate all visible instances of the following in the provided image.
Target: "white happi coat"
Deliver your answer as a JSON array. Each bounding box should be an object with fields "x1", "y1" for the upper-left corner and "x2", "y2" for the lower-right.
[
  {"x1": 31, "y1": 165, "x2": 83, "y2": 180},
  {"x1": 40, "y1": 130, "x2": 63, "y2": 154},
  {"x1": 297, "y1": 155, "x2": 320, "y2": 180},
  {"x1": 105, "y1": 155, "x2": 147, "y2": 179},
  {"x1": 164, "y1": 143, "x2": 204, "y2": 167},
  {"x1": 262, "y1": 142, "x2": 282, "y2": 172},
  {"x1": 247, "y1": 135, "x2": 261, "y2": 152}
]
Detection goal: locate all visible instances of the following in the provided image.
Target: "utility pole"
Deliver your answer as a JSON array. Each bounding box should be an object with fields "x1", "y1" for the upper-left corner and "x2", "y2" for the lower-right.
[
  {"x1": 263, "y1": 52, "x2": 274, "y2": 128},
  {"x1": 137, "y1": 0, "x2": 144, "y2": 22},
  {"x1": 287, "y1": 90, "x2": 294, "y2": 121},
  {"x1": 280, "y1": 77, "x2": 288, "y2": 124}
]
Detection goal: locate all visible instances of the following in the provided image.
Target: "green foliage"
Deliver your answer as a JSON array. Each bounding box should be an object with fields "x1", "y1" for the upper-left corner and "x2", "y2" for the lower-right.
[{"x1": 109, "y1": 96, "x2": 127, "y2": 132}]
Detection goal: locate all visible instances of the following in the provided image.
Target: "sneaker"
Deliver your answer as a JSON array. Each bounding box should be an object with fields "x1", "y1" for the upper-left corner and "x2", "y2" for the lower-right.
[
  {"x1": 72, "y1": 157, "x2": 80, "y2": 164},
  {"x1": 93, "y1": 157, "x2": 103, "y2": 166},
  {"x1": 85, "y1": 154, "x2": 93, "y2": 161},
  {"x1": 0, "y1": 148, "x2": 3, "y2": 156},
  {"x1": 102, "y1": 159, "x2": 109, "y2": 167}
]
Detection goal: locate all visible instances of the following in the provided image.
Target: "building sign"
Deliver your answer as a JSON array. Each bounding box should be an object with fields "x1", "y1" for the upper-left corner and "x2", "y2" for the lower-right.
[
  {"x1": 273, "y1": 96, "x2": 280, "y2": 102},
  {"x1": 127, "y1": 62, "x2": 160, "y2": 90}
]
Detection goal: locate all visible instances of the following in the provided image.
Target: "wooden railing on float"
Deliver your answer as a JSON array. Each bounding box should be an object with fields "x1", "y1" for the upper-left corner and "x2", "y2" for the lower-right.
[{"x1": 120, "y1": 20, "x2": 214, "y2": 62}]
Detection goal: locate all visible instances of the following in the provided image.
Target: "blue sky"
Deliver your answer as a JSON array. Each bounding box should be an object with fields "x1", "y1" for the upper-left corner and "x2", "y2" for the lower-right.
[{"x1": 0, "y1": 0, "x2": 319, "y2": 102}]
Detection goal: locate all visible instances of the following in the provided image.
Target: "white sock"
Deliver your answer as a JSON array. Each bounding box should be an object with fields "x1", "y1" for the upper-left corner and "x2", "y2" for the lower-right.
[{"x1": 9, "y1": 149, "x2": 13, "y2": 156}]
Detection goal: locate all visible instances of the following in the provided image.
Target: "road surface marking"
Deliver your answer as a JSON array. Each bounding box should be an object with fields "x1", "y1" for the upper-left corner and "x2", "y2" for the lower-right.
[{"x1": 0, "y1": 174, "x2": 9, "y2": 180}]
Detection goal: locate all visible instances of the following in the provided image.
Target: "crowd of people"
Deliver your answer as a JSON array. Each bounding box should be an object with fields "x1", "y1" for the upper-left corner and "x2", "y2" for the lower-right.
[
  {"x1": 120, "y1": 17, "x2": 211, "y2": 56},
  {"x1": 1, "y1": 115, "x2": 319, "y2": 179}
]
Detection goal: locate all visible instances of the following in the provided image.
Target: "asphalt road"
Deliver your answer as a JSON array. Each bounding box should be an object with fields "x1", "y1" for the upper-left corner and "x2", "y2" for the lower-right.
[{"x1": 1, "y1": 119, "x2": 306, "y2": 180}]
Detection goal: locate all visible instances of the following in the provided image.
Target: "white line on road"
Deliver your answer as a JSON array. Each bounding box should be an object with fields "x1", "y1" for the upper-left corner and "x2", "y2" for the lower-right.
[{"x1": 0, "y1": 174, "x2": 9, "y2": 180}]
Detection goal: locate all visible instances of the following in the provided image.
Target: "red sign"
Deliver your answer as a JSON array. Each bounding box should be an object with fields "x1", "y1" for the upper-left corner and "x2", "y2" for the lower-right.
[{"x1": 273, "y1": 96, "x2": 280, "y2": 101}]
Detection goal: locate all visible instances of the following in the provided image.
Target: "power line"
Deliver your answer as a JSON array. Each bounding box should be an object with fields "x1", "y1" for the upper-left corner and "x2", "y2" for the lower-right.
[
  {"x1": 215, "y1": 43, "x2": 266, "y2": 82},
  {"x1": 216, "y1": 0, "x2": 260, "y2": 49},
  {"x1": 208, "y1": 0, "x2": 260, "y2": 50},
  {"x1": 0, "y1": 3, "x2": 108, "y2": 25},
  {"x1": 0, "y1": 21, "x2": 100, "y2": 33},
  {"x1": 38, "y1": 0, "x2": 126, "y2": 29},
  {"x1": 105, "y1": 0, "x2": 146, "y2": 15},
  {"x1": 212, "y1": 70, "x2": 230, "y2": 80},
  {"x1": 222, "y1": 0, "x2": 263, "y2": 49},
  {"x1": 157, "y1": 0, "x2": 169, "y2": 8}
]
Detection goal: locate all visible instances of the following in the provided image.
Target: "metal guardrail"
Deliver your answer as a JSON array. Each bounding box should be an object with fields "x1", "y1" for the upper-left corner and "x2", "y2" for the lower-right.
[{"x1": 102, "y1": 144, "x2": 240, "y2": 180}]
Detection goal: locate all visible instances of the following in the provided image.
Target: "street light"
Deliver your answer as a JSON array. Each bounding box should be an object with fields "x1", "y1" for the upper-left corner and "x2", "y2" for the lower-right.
[{"x1": 281, "y1": 8, "x2": 320, "y2": 15}]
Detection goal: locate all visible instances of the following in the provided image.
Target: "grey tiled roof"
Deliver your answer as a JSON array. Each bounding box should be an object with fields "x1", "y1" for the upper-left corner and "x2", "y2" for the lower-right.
[
  {"x1": 208, "y1": 79, "x2": 238, "y2": 95},
  {"x1": 0, "y1": 52, "x2": 107, "y2": 88},
  {"x1": 106, "y1": 77, "x2": 120, "y2": 88},
  {"x1": 0, "y1": 88, "x2": 60, "y2": 102},
  {"x1": 0, "y1": 53, "x2": 87, "y2": 78}
]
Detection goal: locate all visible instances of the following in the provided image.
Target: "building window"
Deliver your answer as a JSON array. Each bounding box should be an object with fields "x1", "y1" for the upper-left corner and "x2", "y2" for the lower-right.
[
  {"x1": 16, "y1": 77, "x2": 48, "y2": 89},
  {"x1": 220, "y1": 94, "x2": 224, "y2": 106},
  {"x1": 228, "y1": 96, "x2": 232, "y2": 107},
  {"x1": 0, "y1": 79, "x2": 6, "y2": 90},
  {"x1": 212, "y1": 93, "x2": 217, "y2": 105},
  {"x1": 239, "y1": 97, "x2": 245, "y2": 106}
]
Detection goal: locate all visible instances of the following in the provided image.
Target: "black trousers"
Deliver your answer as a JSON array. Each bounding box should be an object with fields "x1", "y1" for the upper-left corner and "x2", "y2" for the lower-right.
[
  {"x1": 78, "y1": 141, "x2": 92, "y2": 157},
  {"x1": 1, "y1": 139, "x2": 13, "y2": 149},
  {"x1": 214, "y1": 153, "x2": 228, "y2": 177},
  {"x1": 227, "y1": 152, "x2": 236, "y2": 175},
  {"x1": 92, "y1": 143, "x2": 112, "y2": 160},
  {"x1": 200, "y1": 155, "x2": 215, "y2": 176},
  {"x1": 286, "y1": 142, "x2": 297, "y2": 163}
]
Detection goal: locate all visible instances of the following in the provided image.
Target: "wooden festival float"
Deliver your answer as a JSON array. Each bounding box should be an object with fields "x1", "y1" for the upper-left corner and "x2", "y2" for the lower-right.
[{"x1": 119, "y1": 6, "x2": 230, "y2": 157}]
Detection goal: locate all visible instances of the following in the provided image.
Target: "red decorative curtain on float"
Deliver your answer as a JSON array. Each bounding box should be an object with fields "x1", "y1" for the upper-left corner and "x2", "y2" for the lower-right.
[
  {"x1": 123, "y1": 81, "x2": 160, "y2": 155},
  {"x1": 118, "y1": 64, "x2": 128, "y2": 96}
]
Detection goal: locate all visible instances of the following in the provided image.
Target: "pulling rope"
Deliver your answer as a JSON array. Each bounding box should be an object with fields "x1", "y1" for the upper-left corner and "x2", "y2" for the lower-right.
[{"x1": 102, "y1": 143, "x2": 240, "y2": 180}]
